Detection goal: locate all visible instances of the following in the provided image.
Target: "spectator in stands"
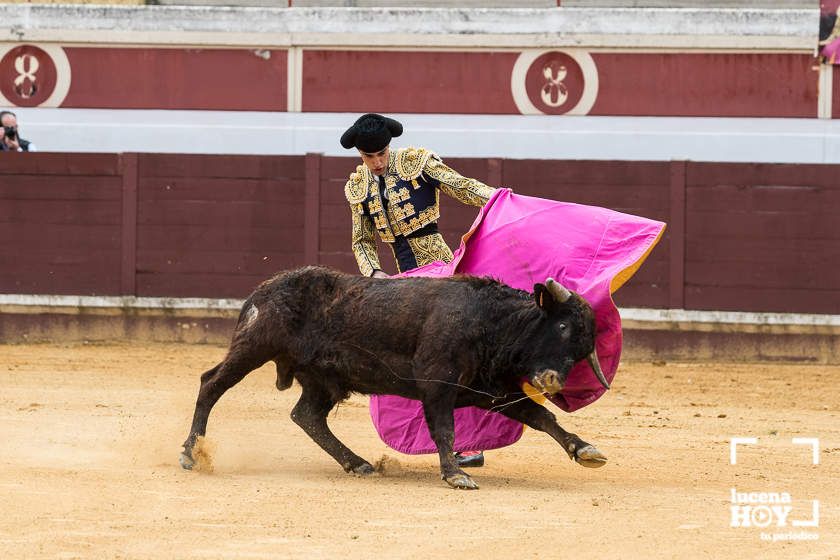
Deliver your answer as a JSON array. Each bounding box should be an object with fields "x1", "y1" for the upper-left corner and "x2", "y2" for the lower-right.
[
  {"x1": 340, "y1": 112, "x2": 497, "y2": 468},
  {"x1": 1, "y1": 110, "x2": 36, "y2": 152}
]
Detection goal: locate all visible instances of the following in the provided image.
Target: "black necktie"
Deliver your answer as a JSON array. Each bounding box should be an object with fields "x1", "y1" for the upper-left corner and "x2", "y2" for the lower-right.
[{"x1": 378, "y1": 175, "x2": 389, "y2": 211}]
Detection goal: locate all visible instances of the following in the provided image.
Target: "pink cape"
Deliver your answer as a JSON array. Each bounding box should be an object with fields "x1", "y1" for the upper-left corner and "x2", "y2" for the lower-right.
[
  {"x1": 822, "y1": 38, "x2": 840, "y2": 64},
  {"x1": 369, "y1": 189, "x2": 665, "y2": 454}
]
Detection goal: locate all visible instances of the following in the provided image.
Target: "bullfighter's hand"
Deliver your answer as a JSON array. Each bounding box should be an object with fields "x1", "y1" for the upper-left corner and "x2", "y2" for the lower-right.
[{"x1": 371, "y1": 270, "x2": 389, "y2": 279}]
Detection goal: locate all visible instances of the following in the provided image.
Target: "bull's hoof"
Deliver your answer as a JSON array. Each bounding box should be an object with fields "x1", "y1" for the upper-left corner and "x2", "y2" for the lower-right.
[
  {"x1": 574, "y1": 445, "x2": 607, "y2": 468},
  {"x1": 351, "y1": 463, "x2": 375, "y2": 476},
  {"x1": 443, "y1": 473, "x2": 479, "y2": 490},
  {"x1": 179, "y1": 451, "x2": 195, "y2": 470}
]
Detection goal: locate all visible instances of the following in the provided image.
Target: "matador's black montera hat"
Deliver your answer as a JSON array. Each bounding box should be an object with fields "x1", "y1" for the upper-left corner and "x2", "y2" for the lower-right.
[{"x1": 340, "y1": 113, "x2": 403, "y2": 153}]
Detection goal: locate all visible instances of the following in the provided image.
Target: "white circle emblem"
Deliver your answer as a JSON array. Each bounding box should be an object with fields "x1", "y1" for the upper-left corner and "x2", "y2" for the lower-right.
[{"x1": 510, "y1": 49, "x2": 599, "y2": 116}]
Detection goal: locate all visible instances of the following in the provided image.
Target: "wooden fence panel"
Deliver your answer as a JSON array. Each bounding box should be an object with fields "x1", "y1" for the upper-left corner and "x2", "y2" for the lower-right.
[
  {"x1": 2, "y1": 153, "x2": 837, "y2": 315},
  {"x1": 685, "y1": 162, "x2": 840, "y2": 314},
  {"x1": 0, "y1": 153, "x2": 122, "y2": 295},
  {"x1": 134, "y1": 154, "x2": 307, "y2": 298}
]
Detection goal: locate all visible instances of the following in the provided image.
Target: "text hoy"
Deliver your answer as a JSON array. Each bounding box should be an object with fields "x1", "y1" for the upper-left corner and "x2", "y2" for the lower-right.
[{"x1": 730, "y1": 488, "x2": 819, "y2": 528}]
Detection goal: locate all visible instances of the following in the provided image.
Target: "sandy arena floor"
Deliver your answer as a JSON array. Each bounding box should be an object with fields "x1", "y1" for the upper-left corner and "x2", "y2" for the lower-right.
[{"x1": 1, "y1": 342, "x2": 838, "y2": 559}]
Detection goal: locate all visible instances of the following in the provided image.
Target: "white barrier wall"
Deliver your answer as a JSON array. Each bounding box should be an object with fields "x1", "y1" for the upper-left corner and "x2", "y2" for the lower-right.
[{"x1": 10, "y1": 109, "x2": 840, "y2": 163}]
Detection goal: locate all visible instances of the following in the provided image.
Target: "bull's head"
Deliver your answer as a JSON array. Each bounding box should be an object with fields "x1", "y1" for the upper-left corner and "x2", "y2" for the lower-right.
[{"x1": 527, "y1": 278, "x2": 609, "y2": 394}]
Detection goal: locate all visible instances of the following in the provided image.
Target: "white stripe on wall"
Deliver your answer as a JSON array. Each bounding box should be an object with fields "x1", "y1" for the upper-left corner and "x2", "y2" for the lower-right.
[
  {"x1": 12, "y1": 108, "x2": 840, "y2": 163},
  {"x1": 2, "y1": 294, "x2": 838, "y2": 327},
  {"x1": 819, "y1": 64, "x2": 834, "y2": 120}
]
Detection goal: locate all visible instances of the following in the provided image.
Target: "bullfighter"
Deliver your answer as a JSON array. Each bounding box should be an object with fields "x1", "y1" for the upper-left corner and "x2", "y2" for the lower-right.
[
  {"x1": 341, "y1": 113, "x2": 496, "y2": 278},
  {"x1": 341, "y1": 113, "x2": 496, "y2": 467}
]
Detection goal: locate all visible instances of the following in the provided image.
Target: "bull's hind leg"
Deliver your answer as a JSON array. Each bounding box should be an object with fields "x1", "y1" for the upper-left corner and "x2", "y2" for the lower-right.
[
  {"x1": 493, "y1": 397, "x2": 607, "y2": 468},
  {"x1": 180, "y1": 344, "x2": 274, "y2": 470},
  {"x1": 290, "y1": 384, "x2": 374, "y2": 476}
]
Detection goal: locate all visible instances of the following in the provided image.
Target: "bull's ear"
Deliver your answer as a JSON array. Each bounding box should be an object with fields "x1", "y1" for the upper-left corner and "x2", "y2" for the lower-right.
[{"x1": 533, "y1": 283, "x2": 556, "y2": 312}]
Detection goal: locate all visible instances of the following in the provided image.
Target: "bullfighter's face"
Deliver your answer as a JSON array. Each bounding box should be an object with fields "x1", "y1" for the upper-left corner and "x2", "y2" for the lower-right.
[{"x1": 358, "y1": 146, "x2": 390, "y2": 176}]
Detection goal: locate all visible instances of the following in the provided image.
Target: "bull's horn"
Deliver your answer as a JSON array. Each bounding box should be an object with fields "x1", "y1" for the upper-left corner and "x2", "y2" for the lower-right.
[
  {"x1": 545, "y1": 278, "x2": 572, "y2": 303},
  {"x1": 587, "y1": 348, "x2": 610, "y2": 390}
]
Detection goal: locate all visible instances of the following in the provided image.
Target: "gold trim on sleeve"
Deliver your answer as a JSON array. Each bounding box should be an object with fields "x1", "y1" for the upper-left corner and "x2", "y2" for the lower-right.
[
  {"x1": 351, "y1": 205, "x2": 381, "y2": 277},
  {"x1": 424, "y1": 155, "x2": 496, "y2": 207}
]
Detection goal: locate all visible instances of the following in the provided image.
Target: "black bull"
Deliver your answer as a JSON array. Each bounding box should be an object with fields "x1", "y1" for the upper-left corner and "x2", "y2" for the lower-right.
[{"x1": 180, "y1": 266, "x2": 610, "y2": 489}]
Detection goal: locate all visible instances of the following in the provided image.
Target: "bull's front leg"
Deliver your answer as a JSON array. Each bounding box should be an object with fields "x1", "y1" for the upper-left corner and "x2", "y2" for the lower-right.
[
  {"x1": 493, "y1": 397, "x2": 607, "y2": 468},
  {"x1": 420, "y1": 392, "x2": 478, "y2": 490}
]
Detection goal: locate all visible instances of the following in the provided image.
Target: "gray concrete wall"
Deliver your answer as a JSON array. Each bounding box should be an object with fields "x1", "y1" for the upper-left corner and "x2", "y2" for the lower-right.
[
  {"x1": 156, "y1": 1, "x2": 811, "y2": 8},
  {"x1": 0, "y1": 4, "x2": 815, "y2": 49}
]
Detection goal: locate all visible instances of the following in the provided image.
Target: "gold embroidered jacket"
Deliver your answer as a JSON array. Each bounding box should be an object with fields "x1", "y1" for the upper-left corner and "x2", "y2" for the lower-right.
[{"x1": 344, "y1": 147, "x2": 497, "y2": 276}]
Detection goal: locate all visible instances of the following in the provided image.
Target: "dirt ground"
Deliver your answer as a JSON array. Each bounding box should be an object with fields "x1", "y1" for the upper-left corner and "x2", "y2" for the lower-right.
[{"x1": 1, "y1": 342, "x2": 838, "y2": 559}]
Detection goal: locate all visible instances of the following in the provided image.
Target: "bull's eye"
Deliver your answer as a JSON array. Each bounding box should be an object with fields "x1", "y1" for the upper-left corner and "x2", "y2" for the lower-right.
[{"x1": 558, "y1": 323, "x2": 567, "y2": 331}]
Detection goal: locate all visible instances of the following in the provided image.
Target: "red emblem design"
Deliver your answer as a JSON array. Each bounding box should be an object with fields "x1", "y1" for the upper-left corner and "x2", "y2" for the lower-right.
[
  {"x1": 511, "y1": 49, "x2": 598, "y2": 116},
  {"x1": 524, "y1": 51, "x2": 585, "y2": 116},
  {"x1": 0, "y1": 45, "x2": 59, "y2": 107}
]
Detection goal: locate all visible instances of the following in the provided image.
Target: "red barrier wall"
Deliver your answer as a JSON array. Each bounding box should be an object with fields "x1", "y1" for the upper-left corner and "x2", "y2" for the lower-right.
[
  {"x1": 0, "y1": 154, "x2": 123, "y2": 295},
  {"x1": 2, "y1": 153, "x2": 837, "y2": 314},
  {"x1": 684, "y1": 163, "x2": 840, "y2": 313},
  {"x1": 303, "y1": 50, "x2": 818, "y2": 117},
  {"x1": 62, "y1": 48, "x2": 289, "y2": 111},
  {"x1": 134, "y1": 154, "x2": 306, "y2": 297},
  {"x1": 0, "y1": 45, "x2": 820, "y2": 117}
]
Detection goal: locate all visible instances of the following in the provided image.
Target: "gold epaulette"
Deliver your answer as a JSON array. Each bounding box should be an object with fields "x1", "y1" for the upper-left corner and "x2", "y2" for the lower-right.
[
  {"x1": 395, "y1": 147, "x2": 436, "y2": 181},
  {"x1": 344, "y1": 164, "x2": 370, "y2": 204}
]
